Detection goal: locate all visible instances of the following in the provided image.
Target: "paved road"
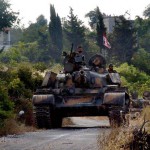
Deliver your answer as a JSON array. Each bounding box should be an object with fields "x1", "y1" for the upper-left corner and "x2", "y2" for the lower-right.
[{"x1": 0, "y1": 117, "x2": 110, "y2": 150}]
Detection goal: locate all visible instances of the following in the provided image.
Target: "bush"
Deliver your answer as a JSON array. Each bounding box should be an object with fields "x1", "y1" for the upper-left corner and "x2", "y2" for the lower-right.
[
  {"x1": 0, "y1": 82, "x2": 14, "y2": 127},
  {"x1": 116, "y1": 63, "x2": 150, "y2": 96}
]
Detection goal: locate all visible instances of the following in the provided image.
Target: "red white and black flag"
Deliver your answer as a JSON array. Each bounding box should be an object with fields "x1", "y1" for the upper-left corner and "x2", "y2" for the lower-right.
[{"x1": 103, "y1": 33, "x2": 111, "y2": 49}]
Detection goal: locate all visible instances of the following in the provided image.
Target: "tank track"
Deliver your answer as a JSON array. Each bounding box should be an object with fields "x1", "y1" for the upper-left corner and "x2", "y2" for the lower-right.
[{"x1": 33, "y1": 106, "x2": 52, "y2": 129}]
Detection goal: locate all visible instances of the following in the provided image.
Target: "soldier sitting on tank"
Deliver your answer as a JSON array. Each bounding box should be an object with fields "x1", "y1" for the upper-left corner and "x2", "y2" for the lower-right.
[
  {"x1": 108, "y1": 64, "x2": 117, "y2": 73},
  {"x1": 74, "y1": 45, "x2": 85, "y2": 71}
]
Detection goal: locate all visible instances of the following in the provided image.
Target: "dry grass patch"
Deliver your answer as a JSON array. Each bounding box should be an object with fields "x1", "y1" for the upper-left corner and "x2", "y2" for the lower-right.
[
  {"x1": 0, "y1": 118, "x2": 36, "y2": 136},
  {"x1": 141, "y1": 106, "x2": 150, "y2": 132},
  {"x1": 97, "y1": 128, "x2": 133, "y2": 150},
  {"x1": 97, "y1": 106, "x2": 150, "y2": 150},
  {"x1": 62, "y1": 117, "x2": 75, "y2": 127}
]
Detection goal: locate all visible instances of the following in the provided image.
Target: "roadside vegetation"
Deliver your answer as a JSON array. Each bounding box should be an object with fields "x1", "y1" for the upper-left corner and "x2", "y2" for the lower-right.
[
  {"x1": 0, "y1": 1, "x2": 150, "y2": 148},
  {"x1": 98, "y1": 106, "x2": 150, "y2": 150}
]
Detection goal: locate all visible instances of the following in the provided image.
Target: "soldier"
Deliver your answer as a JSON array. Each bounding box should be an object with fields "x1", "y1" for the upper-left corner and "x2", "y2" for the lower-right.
[
  {"x1": 74, "y1": 46, "x2": 85, "y2": 70},
  {"x1": 108, "y1": 64, "x2": 117, "y2": 73},
  {"x1": 75, "y1": 46, "x2": 85, "y2": 63}
]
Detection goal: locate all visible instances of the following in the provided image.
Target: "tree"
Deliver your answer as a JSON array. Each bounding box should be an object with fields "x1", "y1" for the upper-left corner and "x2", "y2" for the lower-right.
[
  {"x1": 95, "y1": 7, "x2": 106, "y2": 50},
  {"x1": 22, "y1": 15, "x2": 48, "y2": 45},
  {"x1": 0, "y1": 0, "x2": 18, "y2": 32},
  {"x1": 85, "y1": 7, "x2": 106, "y2": 51},
  {"x1": 134, "y1": 16, "x2": 150, "y2": 53},
  {"x1": 36, "y1": 15, "x2": 49, "y2": 50},
  {"x1": 85, "y1": 10, "x2": 98, "y2": 29},
  {"x1": 0, "y1": 81, "x2": 14, "y2": 124},
  {"x1": 132, "y1": 48, "x2": 150, "y2": 74},
  {"x1": 143, "y1": 4, "x2": 150, "y2": 18},
  {"x1": 109, "y1": 16, "x2": 137, "y2": 63},
  {"x1": 63, "y1": 7, "x2": 86, "y2": 49},
  {"x1": 49, "y1": 5, "x2": 63, "y2": 61},
  {"x1": 20, "y1": 15, "x2": 51, "y2": 63}
]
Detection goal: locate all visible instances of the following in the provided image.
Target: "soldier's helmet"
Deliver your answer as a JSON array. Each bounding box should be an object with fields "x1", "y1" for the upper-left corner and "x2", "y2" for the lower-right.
[
  {"x1": 77, "y1": 46, "x2": 83, "y2": 53},
  {"x1": 109, "y1": 64, "x2": 113, "y2": 67}
]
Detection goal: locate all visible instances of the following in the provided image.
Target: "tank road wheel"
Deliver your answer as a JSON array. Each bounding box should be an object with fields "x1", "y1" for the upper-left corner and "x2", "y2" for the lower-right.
[
  {"x1": 33, "y1": 106, "x2": 62, "y2": 129},
  {"x1": 109, "y1": 110, "x2": 127, "y2": 128}
]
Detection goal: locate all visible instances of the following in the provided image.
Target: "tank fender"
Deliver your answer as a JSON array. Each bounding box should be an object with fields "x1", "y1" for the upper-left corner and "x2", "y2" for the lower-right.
[
  {"x1": 32, "y1": 94, "x2": 55, "y2": 105},
  {"x1": 103, "y1": 92, "x2": 126, "y2": 106}
]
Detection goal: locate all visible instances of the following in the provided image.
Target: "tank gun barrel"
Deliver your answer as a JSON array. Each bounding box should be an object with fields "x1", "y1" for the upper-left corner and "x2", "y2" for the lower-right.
[{"x1": 79, "y1": 70, "x2": 87, "y2": 84}]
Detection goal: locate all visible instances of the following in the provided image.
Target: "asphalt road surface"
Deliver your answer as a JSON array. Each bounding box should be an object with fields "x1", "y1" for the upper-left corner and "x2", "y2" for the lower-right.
[{"x1": 0, "y1": 117, "x2": 110, "y2": 150}]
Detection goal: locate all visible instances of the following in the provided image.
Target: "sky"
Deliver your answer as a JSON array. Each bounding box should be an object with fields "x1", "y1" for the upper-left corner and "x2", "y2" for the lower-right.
[{"x1": 10, "y1": 0, "x2": 150, "y2": 27}]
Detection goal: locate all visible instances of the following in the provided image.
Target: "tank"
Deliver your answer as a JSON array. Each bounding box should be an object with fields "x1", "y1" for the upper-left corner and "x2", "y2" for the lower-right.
[{"x1": 32, "y1": 47, "x2": 130, "y2": 128}]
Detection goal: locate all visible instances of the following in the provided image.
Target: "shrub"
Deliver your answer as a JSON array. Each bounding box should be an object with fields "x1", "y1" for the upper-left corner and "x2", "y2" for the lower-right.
[
  {"x1": 116, "y1": 63, "x2": 150, "y2": 96},
  {"x1": 0, "y1": 82, "x2": 14, "y2": 127}
]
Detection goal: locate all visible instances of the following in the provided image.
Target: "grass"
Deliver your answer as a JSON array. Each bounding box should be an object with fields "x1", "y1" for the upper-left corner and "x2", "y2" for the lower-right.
[
  {"x1": 97, "y1": 128, "x2": 133, "y2": 150},
  {"x1": 0, "y1": 116, "x2": 75, "y2": 136},
  {"x1": 62, "y1": 117, "x2": 75, "y2": 127},
  {"x1": 0, "y1": 118, "x2": 36, "y2": 136},
  {"x1": 97, "y1": 106, "x2": 150, "y2": 150}
]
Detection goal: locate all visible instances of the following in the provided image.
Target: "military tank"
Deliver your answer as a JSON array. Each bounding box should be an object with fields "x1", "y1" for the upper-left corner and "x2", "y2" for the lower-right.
[{"x1": 32, "y1": 47, "x2": 130, "y2": 128}]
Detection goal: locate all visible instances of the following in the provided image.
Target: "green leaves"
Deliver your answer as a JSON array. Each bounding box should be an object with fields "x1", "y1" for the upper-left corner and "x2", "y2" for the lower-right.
[
  {"x1": 0, "y1": 81, "x2": 14, "y2": 121},
  {"x1": 132, "y1": 48, "x2": 150, "y2": 74},
  {"x1": 0, "y1": 0, "x2": 18, "y2": 31},
  {"x1": 63, "y1": 7, "x2": 86, "y2": 48},
  {"x1": 143, "y1": 4, "x2": 150, "y2": 18},
  {"x1": 116, "y1": 63, "x2": 150, "y2": 96}
]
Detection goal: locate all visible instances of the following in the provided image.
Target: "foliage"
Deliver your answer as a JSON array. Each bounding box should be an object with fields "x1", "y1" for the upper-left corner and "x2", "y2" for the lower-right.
[
  {"x1": 0, "y1": 41, "x2": 52, "y2": 63},
  {"x1": 49, "y1": 4, "x2": 63, "y2": 60},
  {"x1": 63, "y1": 7, "x2": 86, "y2": 49},
  {"x1": 95, "y1": 7, "x2": 106, "y2": 51},
  {"x1": 33, "y1": 62, "x2": 47, "y2": 72},
  {"x1": 0, "y1": 81, "x2": 14, "y2": 126},
  {"x1": 134, "y1": 17, "x2": 150, "y2": 38},
  {"x1": 17, "y1": 64, "x2": 33, "y2": 90},
  {"x1": 10, "y1": 27, "x2": 23, "y2": 45},
  {"x1": 109, "y1": 16, "x2": 137, "y2": 63},
  {"x1": 22, "y1": 15, "x2": 48, "y2": 43},
  {"x1": 0, "y1": 0, "x2": 18, "y2": 31},
  {"x1": 50, "y1": 63, "x2": 63, "y2": 73},
  {"x1": 85, "y1": 9, "x2": 98, "y2": 29},
  {"x1": 0, "y1": 42, "x2": 29, "y2": 63},
  {"x1": 21, "y1": 15, "x2": 50, "y2": 62},
  {"x1": 134, "y1": 16, "x2": 150, "y2": 53},
  {"x1": 132, "y1": 48, "x2": 150, "y2": 74},
  {"x1": 85, "y1": 7, "x2": 106, "y2": 51},
  {"x1": 139, "y1": 33, "x2": 150, "y2": 53},
  {"x1": 143, "y1": 4, "x2": 150, "y2": 18},
  {"x1": 116, "y1": 63, "x2": 150, "y2": 96},
  {"x1": 8, "y1": 78, "x2": 26, "y2": 98}
]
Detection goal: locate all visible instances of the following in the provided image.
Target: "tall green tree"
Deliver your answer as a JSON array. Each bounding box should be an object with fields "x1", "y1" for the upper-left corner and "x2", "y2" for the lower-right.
[
  {"x1": 109, "y1": 16, "x2": 136, "y2": 63},
  {"x1": 96, "y1": 7, "x2": 106, "y2": 50},
  {"x1": 63, "y1": 7, "x2": 86, "y2": 49},
  {"x1": 22, "y1": 15, "x2": 48, "y2": 45},
  {"x1": 36, "y1": 15, "x2": 49, "y2": 50},
  {"x1": 21, "y1": 15, "x2": 50, "y2": 62},
  {"x1": 134, "y1": 16, "x2": 150, "y2": 53},
  {"x1": 49, "y1": 4, "x2": 63, "y2": 61},
  {"x1": 85, "y1": 7, "x2": 106, "y2": 51},
  {"x1": 0, "y1": 0, "x2": 18, "y2": 31}
]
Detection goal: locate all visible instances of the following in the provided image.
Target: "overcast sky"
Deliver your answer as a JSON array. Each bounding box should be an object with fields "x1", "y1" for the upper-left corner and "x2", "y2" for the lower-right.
[{"x1": 10, "y1": 0, "x2": 150, "y2": 27}]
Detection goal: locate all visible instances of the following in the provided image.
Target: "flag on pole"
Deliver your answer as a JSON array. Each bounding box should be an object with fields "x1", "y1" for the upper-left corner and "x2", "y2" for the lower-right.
[{"x1": 103, "y1": 33, "x2": 111, "y2": 49}]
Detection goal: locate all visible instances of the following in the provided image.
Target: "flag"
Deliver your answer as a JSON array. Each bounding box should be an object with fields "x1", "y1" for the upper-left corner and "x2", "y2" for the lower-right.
[{"x1": 103, "y1": 33, "x2": 111, "y2": 49}]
